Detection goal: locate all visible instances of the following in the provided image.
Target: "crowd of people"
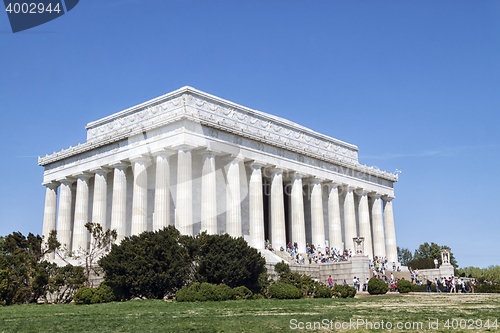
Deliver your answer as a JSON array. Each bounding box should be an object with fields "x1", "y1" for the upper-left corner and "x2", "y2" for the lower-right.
[{"x1": 266, "y1": 240, "x2": 354, "y2": 264}]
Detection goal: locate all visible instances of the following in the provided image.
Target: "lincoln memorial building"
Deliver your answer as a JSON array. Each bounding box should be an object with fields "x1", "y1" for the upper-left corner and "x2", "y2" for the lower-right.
[{"x1": 39, "y1": 86, "x2": 399, "y2": 265}]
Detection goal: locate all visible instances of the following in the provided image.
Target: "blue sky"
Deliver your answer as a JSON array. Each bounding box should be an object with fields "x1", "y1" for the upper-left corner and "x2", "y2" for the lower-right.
[{"x1": 1, "y1": 0, "x2": 499, "y2": 268}]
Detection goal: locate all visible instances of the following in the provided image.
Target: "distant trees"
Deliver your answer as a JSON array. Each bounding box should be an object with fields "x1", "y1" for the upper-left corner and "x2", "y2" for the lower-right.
[
  {"x1": 456, "y1": 266, "x2": 500, "y2": 284},
  {"x1": 397, "y1": 242, "x2": 458, "y2": 269},
  {"x1": 397, "y1": 247, "x2": 413, "y2": 266}
]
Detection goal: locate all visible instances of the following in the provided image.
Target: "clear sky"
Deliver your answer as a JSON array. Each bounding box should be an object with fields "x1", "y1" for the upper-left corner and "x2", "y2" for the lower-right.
[{"x1": 1, "y1": 1, "x2": 499, "y2": 268}]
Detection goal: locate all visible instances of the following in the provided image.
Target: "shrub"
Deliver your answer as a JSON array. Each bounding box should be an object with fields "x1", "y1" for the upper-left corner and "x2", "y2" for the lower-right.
[
  {"x1": 268, "y1": 282, "x2": 302, "y2": 299},
  {"x1": 411, "y1": 284, "x2": 426, "y2": 292},
  {"x1": 397, "y1": 280, "x2": 412, "y2": 293},
  {"x1": 188, "y1": 233, "x2": 266, "y2": 294},
  {"x1": 175, "y1": 283, "x2": 250, "y2": 302},
  {"x1": 313, "y1": 284, "x2": 333, "y2": 298},
  {"x1": 474, "y1": 283, "x2": 500, "y2": 293},
  {"x1": 368, "y1": 278, "x2": 388, "y2": 295},
  {"x1": 332, "y1": 284, "x2": 356, "y2": 298},
  {"x1": 99, "y1": 226, "x2": 192, "y2": 300},
  {"x1": 274, "y1": 261, "x2": 291, "y2": 277},
  {"x1": 73, "y1": 287, "x2": 94, "y2": 305},
  {"x1": 217, "y1": 284, "x2": 235, "y2": 300},
  {"x1": 233, "y1": 286, "x2": 253, "y2": 300}
]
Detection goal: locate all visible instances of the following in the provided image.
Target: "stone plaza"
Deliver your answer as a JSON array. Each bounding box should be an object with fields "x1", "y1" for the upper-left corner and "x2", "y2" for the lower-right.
[{"x1": 39, "y1": 86, "x2": 400, "y2": 279}]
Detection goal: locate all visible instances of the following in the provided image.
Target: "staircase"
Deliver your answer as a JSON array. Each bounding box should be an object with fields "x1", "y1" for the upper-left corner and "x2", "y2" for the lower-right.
[{"x1": 274, "y1": 250, "x2": 294, "y2": 264}]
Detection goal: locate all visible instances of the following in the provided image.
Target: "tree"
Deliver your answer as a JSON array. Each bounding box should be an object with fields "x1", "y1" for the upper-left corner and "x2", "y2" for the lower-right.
[
  {"x1": 0, "y1": 236, "x2": 6, "y2": 255},
  {"x1": 456, "y1": 265, "x2": 500, "y2": 284},
  {"x1": 0, "y1": 231, "x2": 84, "y2": 305},
  {"x1": 190, "y1": 232, "x2": 266, "y2": 293},
  {"x1": 99, "y1": 226, "x2": 192, "y2": 300},
  {"x1": 71, "y1": 222, "x2": 116, "y2": 287},
  {"x1": 397, "y1": 247, "x2": 413, "y2": 266},
  {"x1": 413, "y1": 242, "x2": 458, "y2": 268}
]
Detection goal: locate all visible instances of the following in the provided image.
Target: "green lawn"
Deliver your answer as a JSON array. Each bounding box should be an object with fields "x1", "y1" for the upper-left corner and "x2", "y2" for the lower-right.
[{"x1": 1, "y1": 293, "x2": 499, "y2": 332}]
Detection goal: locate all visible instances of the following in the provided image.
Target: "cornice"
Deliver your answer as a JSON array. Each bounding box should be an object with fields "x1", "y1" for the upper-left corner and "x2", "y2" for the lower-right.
[{"x1": 38, "y1": 86, "x2": 399, "y2": 182}]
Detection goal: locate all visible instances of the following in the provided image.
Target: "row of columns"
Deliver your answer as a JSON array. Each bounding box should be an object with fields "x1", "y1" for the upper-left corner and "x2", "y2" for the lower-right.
[{"x1": 42, "y1": 149, "x2": 398, "y2": 262}]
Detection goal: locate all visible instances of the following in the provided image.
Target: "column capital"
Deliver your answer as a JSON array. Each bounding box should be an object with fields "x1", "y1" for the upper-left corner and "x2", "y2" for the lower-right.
[
  {"x1": 90, "y1": 166, "x2": 111, "y2": 176},
  {"x1": 42, "y1": 181, "x2": 60, "y2": 189},
  {"x1": 109, "y1": 160, "x2": 130, "y2": 169},
  {"x1": 72, "y1": 172, "x2": 92, "y2": 181},
  {"x1": 55, "y1": 177, "x2": 75, "y2": 185},
  {"x1": 245, "y1": 160, "x2": 267, "y2": 169},
  {"x1": 343, "y1": 184, "x2": 357, "y2": 191},
  {"x1": 290, "y1": 171, "x2": 309, "y2": 179},
  {"x1": 324, "y1": 181, "x2": 341, "y2": 189},
  {"x1": 172, "y1": 143, "x2": 198, "y2": 152},
  {"x1": 309, "y1": 177, "x2": 325, "y2": 185},
  {"x1": 222, "y1": 154, "x2": 246, "y2": 163},
  {"x1": 382, "y1": 195, "x2": 395, "y2": 202},
  {"x1": 130, "y1": 154, "x2": 151, "y2": 163},
  {"x1": 355, "y1": 188, "x2": 370, "y2": 196},
  {"x1": 369, "y1": 192, "x2": 383, "y2": 199},
  {"x1": 151, "y1": 148, "x2": 175, "y2": 157}
]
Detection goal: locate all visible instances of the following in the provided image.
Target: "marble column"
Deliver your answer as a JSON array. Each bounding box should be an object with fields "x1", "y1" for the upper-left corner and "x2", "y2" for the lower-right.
[
  {"x1": 291, "y1": 172, "x2": 306, "y2": 254},
  {"x1": 370, "y1": 193, "x2": 386, "y2": 259},
  {"x1": 131, "y1": 158, "x2": 148, "y2": 236},
  {"x1": 310, "y1": 178, "x2": 326, "y2": 250},
  {"x1": 176, "y1": 148, "x2": 192, "y2": 236},
  {"x1": 201, "y1": 152, "x2": 217, "y2": 235},
  {"x1": 225, "y1": 157, "x2": 242, "y2": 238},
  {"x1": 270, "y1": 168, "x2": 286, "y2": 250},
  {"x1": 343, "y1": 185, "x2": 357, "y2": 252},
  {"x1": 357, "y1": 189, "x2": 373, "y2": 259},
  {"x1": 327, "y1": 183, "x2": 343, "y2": 252},
  {"x1": 110, "y1": 163, "x2": 128, "y2": 243},
  {"x1": 383, "y1": 196, "x2": 398, "y2": 263},
  {"x1": 72, "y1": 174, "x2": 91, "y2": 253},
  {"x1": 57, "y1": 179, "x2": 74, "y2": 253},
  {"x1": 248, "y1": 162, "x2": 265, "y2": 250},
  {"x1": 153, "y1": 152, "x2": 171, "y2": 231},
  {"x1": 92, "y1": 168, "x2": 109, "y2": 230},
  {"x1": 42, "y1": 182, "x2": 59, "y2": 260}
]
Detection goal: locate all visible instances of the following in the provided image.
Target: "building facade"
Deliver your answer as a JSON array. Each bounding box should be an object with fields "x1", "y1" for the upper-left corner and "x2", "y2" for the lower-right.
[{"x1": 39, "y1": 86, "x2": 399, "y2": 263}]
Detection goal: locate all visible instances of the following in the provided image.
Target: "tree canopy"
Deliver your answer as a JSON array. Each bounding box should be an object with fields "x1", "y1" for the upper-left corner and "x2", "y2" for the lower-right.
[
  {"x1": 99, "y1": 226, "x2": 192, "y2": 300},
  {"x1": 187, "y1": 232, "x2": 266, "y2": 293},
  {"x1": 0, "y1": 231, "x2": 85, "y2": 305},
  {"x1": 398, "y1": 242, "x2": 458, "y2": 269}
]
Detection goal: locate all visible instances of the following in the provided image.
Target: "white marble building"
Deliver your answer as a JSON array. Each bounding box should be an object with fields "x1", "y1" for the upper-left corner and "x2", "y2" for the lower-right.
[{"x1": 39, "y1": 86, "x2": 399, "y2": 263}]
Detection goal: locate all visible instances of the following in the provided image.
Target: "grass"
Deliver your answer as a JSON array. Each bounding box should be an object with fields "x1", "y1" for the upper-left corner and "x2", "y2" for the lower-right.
[{"x1": 0, "y1": 293, "x2": 499, "y2": 332}]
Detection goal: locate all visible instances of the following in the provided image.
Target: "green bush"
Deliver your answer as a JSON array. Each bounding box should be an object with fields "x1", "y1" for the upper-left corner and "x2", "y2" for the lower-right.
[
  {"x1": 274, "y1": 261, "x2": 291, "y2": 277},
  {"x1": 411, "y1": 284, "x2": 436, "y2": 292},
  {"x1": 313, "y1": 283, "x2": 333, "y2": 298},
  {"x1": 332, "y1": 284, "x2": 356, "y2": 298},
  {"x1": 73, "y1": 287, "x2": 94, "y2": 305},
  {"x1": 268, "y1": 282, "x2": 301, "y2": 299},
  {"x1": 474, "y1": 283, "x2": 500, "y2": 293},
  {"x1": 175, "y1": 283, "x2": 252, "y2": 302},
  {"x1": 252, "y1": 293, "x2": 264, "y2": 300},
  {"x1": 217, "y1": 284, "x2": 235, "y2": 300},
  {"x1": 368, "y1": 278, "x2": 388, "y2": 295},
  {"x1": 74, "y1": 283, "x2": 115, "y2": 305},
  {"x1": 397, "y1": 280, "x2": 412, "y2": 293},
  {"x1": 233, "y1": 286, "x2": 253, "y2": 300}
]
